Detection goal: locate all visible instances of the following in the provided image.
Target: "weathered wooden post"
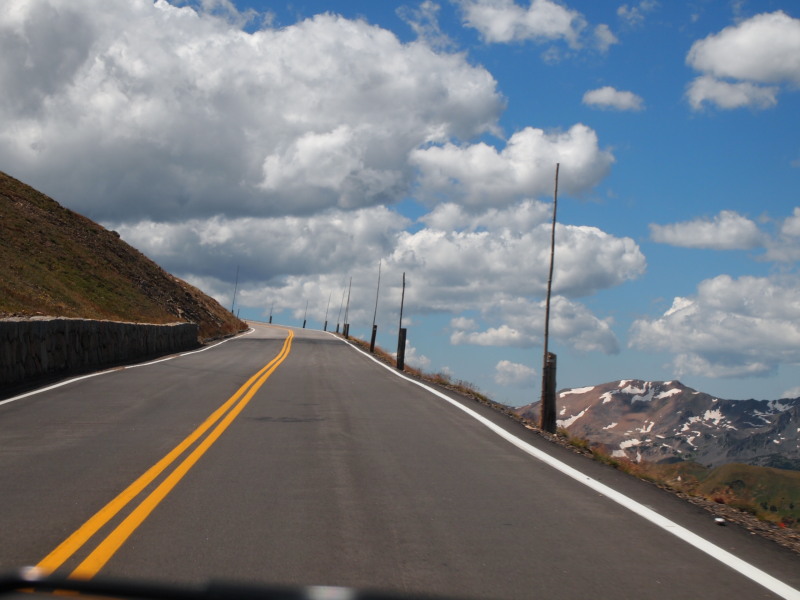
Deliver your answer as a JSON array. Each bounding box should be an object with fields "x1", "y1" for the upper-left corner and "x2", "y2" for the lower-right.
[
  {"x1": 336, "y1": 285, "x2": 346, "y2": 334},
  {"x1": 370, "y1": 260, "x2": 381, "y2": 353},
  {"x1": 343, "y1": 277, "x2": 352, "y2": 339},
  {"x1": 540, "y1": 163, "x2": 559, "y2": 433},
  {"x1": 396, "y1": 272, "x2": 406, "y2": 371},
  {"x1": 323, "y1": 291, "x2": 331, "y2": 332},
  {"x1": 230, "y1": 264, "x2": 239, "y2": 314}
]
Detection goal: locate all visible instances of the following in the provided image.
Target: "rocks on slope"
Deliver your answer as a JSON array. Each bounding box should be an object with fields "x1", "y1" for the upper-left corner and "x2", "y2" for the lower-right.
[{"x1": 515, "y1": 380, "x2": 800, "y2": 469}]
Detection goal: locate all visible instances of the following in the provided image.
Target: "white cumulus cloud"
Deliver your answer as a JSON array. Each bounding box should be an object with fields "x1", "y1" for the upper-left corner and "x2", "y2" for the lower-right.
[
  {"x1": 629, "y1": 275, "x2": 800, "y2": 378},
  {"x1": 763, "y1": 207, "x2": 800, "y2": 262},
  {"x1": 110, "y1": 206, "x2": 409, "y2": 285},
  {"x1": 686, "y1": 76, "x2": 778, "y2": 111},
  {"x1": 649, "y1": 210, "x2": 763, "y2": 250},
  {"x1": 389, "y1": 202, "x2": 645, "y2": 310},
  {"x1": 410, "y1": 124, "x2": 615, "y2": 208},
  {"x1": 686, "y1": 11, "x2": 800, "y2": 110},
  {"x1": 452, "y1": 295, "x2": 619, "y2": 354},
  {"x1": 583, "y1": 86, "x2": 644, "y2": 111},
  {"x1": 456, "y1": 0, "x2": 613, "y2": 53},
  {"x1": 494, "y1": 360, "x2": 536, "y2": 387},
  {"x1": 617, "y1": 1, "x2": 659, "y2": 29},
  {"x1": 781, "y1": 385, "x2": 800, "y2": 399},
  {"x1": 0, "y1": 0, "x2": 642, "y2": 369},
  {"x1": 0, "y1": 0, "x2": 504, "y2": 221},
  {"x1": 457, "y1": 0, "x2": 586, "y2": 46}
]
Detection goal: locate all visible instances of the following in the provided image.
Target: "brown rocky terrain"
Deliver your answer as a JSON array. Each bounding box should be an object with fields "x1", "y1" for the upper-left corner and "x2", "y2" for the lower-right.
[
  {"x1": 515, "y1": 379, "x2": 800, "y2": 470},
  {"x1": 0, "y1": 171, "x2": 246, "y2": 341}
]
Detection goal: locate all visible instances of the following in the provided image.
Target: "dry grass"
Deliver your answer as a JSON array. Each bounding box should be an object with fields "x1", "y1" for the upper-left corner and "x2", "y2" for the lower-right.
[{"x1": 0, "y1": 171, "x2": 246, "y2": 341}]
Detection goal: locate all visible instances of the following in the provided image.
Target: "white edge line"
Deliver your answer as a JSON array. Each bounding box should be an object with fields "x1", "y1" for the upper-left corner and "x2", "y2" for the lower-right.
[
  {"x1": 0, "y1": 328, "x2": 256, "y2": 408},
  {"x1": 333, "y1": 333, "x2": 800, "y2": 600}
]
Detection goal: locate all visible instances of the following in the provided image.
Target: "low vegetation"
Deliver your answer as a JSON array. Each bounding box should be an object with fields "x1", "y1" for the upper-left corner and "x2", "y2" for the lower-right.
[
  {"x1": 0, "y1": 171, "x2": 245, "y2": 341},
  {"x1": 344, "y1": 334, "x2": 494, "y2": 404},
  {"x1": 649, "y1": 461, "x2": 800, "y2": 528},
  {"x1": 558, "y1": 432, "x2": 800, "y2": 531}
]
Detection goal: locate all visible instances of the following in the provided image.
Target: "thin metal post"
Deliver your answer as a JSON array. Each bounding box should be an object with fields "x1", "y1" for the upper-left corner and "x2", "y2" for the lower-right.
[
  {"x1": 336, "y1": 284, "x2": 346, "y2": 333},
  {"x1": 397, "y1": 272, "x2": 406, "y2": 371},
  {"x1": 343, "y1": 277, "x2": 352, "y2": 339},
  {"x1": 541, "y1": 163, "x2": 559, "y2": 433},
  {"x1": 398, "y1": 272, "x2": 406, "y2": 331},
  {"x1": 302, "y1": 299, "x2": 308, "y2": 328},
  {"x1": 230, "y1": 265, "x2": 239, "y2": 313},
  {"x1": 371, "y1": 260, "x2": 382, "y2": 352},
  {"x1": 323, "y1": 291, "x2": 332, "y2": 332}
]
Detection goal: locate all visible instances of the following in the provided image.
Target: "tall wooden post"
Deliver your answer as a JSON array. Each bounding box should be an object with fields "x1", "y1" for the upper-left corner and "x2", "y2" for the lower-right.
[
  {"x1": 370, "y1": 261, "x2": 382, "y2": 353},
  {"x1": 323, "y1": 291, "x2": 331, "y2": 332},
  {"x1": 540, "y1": 164, "x2": 559, "y2": 433},
  {"x1": 230, "y1": 265, "x2": 239, "y2": 314},
  {"x1": 336, "y1": 285, "x2": 346, "y2": 334},
  {"x1": 343, "y1": 277, "x2": 352, "y2": 339},
  {"x1": 397, "y1": 272, "x2": 406, "y2": 371}
]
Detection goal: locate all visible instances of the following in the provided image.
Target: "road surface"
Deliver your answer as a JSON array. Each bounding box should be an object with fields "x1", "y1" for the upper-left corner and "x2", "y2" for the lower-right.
[{"x1": 1, "y1": 323, "x2": 798, "y2": 599}]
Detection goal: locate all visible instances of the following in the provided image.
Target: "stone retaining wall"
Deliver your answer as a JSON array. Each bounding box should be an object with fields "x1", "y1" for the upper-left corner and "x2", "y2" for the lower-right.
[{"x1": 0, "y1": 317, "x2": 200, "y2": 388}]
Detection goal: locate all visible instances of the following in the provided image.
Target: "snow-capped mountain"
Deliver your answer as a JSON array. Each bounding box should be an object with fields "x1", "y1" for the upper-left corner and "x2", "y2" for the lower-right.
[{"x1": 515, "y1": 380, "x2": 800, "y2": 470}]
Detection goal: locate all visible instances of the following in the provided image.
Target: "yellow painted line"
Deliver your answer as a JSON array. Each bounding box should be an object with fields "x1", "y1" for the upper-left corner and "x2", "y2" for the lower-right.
[{"x1": 37, "y1": 327, "x2": 294, "y2": 577}]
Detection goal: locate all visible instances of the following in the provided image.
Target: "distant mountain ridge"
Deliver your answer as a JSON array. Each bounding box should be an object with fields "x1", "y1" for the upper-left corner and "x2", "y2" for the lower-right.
[{"x1": 515, "y1": 380, "x2": 800, "y2": 470}]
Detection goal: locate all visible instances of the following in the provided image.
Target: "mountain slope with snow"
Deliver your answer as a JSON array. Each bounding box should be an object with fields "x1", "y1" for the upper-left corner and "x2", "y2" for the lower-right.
[{"x1": 515, "y1": 380, "x2": 800, "y2": 470}]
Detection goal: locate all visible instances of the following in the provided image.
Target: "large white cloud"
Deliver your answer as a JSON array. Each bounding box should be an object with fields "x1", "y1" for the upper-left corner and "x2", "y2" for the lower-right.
[
  {"x1": 0, "y1": 0, "x2": 504, "y2": 221},
  {"x1": 764, "y1": 207, "x2": 800, "y2": 262},
  {"x1": 404, "y1": 199, "x2": 644, "y2": 355},
  {"x1": 451, "y1": 295, "x2": 620, "y2": 354},
  {"x1": 648, "y1": 207, "x2": 800, "y2": 258},
  {"x1": 686, "y1": 11, "x2": 800, "y2": 110},
  {"x1": 137, "y1": 200, "x2": 643, "y2": 354},
  {"x1": 649, "y1": 210, "x2": 763, "y2": 250},
  {"x1": 457, "y1": 0, "x2": 586, "y2": 46},
  {"x1": 111, "y1": 205, "x2": 409, "y2": 284},
  {"x1": 388, "y1": 201, "x2": 644, "y2": 308},
  {"x1": 686, "y1": 76, "x2": 778, "y2": 111},
  {"x1": 455, "y1": 0, "x2": 614, "y2": 53},
  {"x1": 2, "y1": 0, "x2": 638, "y2": 366},
  {"x1": 629, "y1": 275, "x2": 800, "y2": 377},
  {"x1": 410, "y1": 124, "x2": 614, "y2": 208}
]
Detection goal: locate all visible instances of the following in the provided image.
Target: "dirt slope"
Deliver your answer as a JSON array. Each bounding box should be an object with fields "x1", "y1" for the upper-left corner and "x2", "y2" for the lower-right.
[{"x1": 0, "y1": 171, "x2": 245, "y2": 341}]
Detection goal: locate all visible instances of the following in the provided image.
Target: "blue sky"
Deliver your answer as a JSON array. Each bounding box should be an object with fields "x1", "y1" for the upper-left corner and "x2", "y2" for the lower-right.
[{"x1": 2, "y1": 0, "x2": 799, "y2": 405}]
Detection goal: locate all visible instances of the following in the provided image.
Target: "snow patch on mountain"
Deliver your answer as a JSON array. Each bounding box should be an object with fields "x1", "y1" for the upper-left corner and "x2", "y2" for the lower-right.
[
  {"x1": 515, "y1": 379, "x2": 800, "y2": 469},
  {"x1": 620, "y1": 383, "x2": 645, "y2": 395},
  {"x1": 557, "y1": 408, "x2": 589, "y2": 428},
  {"x1": 703, "y1": 409, "x2": 724, "y2": 425},
  {"x1": 656, "y1": 388, "x2": 681, "y2": 400},
  {"x1": 560, "y1": 386, "x2": 595, "y2": 397}
]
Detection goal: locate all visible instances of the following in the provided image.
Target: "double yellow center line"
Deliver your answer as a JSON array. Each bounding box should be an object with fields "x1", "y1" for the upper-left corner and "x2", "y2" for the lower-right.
[{"x1": 37, "y1": 328, "x2": 294, "y2": 579}]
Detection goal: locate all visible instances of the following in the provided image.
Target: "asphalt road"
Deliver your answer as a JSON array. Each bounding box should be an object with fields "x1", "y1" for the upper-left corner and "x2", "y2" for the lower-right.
[{"x1": 1, "y1": 323, "x2": 799, "y2": 600}]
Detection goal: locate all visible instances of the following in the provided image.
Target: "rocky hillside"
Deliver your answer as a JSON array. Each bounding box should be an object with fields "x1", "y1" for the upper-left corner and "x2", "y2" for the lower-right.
[
  {"x1": 515, "y1": 380, "x2": 800, "y2": 470},
  {"x1": 0, "y1": 171, "x2": 245, "y2": 341}
]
